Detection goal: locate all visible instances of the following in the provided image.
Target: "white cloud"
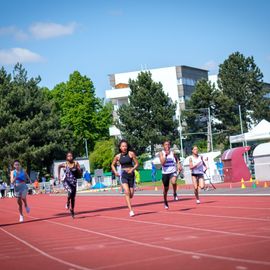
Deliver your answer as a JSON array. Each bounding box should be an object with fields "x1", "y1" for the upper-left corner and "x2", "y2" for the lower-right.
[
  {"x1": 0, "y1": 48, "x2": 43, "y2": 65},
  {"x1": 202, "y1": 60, "x2": 218, "y2": 72},
  {"x1": 0, "y1": 26, "x2": 28, "y2": 41},
  {"x1": 29, "y1": 22, "x2": 78, "y2": 39}
]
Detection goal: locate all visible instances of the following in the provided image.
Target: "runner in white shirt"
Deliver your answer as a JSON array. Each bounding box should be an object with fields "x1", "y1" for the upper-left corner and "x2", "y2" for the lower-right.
[
  {"x1": 189, "y1": 145, "x2": 206, "y2": 204},
  {"x1": 159, "y1": 140, "x2": 182, "y2": 209}
]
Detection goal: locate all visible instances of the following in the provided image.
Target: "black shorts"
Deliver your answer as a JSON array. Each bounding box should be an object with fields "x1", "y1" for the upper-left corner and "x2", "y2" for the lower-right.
[
  {"x1": 192, "y1": 174, "x2": 204, "y2": 181},
  {"x1": 121, "y1": 171, "x2": 135, "y2": 188},
  {"x1": 162, "y1": 172, "x2": 177, "y2": 188}
]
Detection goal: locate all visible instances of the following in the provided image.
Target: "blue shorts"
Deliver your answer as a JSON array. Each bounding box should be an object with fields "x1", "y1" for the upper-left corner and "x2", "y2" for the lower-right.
[{"x1": 14, "y1": 183, "x2": 28, "y2": 198}]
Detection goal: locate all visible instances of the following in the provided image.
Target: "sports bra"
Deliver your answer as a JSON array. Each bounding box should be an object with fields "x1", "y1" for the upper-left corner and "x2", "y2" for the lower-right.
[
  {"x1": 119, "y1": 152, "x2": 133, "y2": 168},
  {"x1": 13, "y1": 170, "x2": 26, "y2": 184}
]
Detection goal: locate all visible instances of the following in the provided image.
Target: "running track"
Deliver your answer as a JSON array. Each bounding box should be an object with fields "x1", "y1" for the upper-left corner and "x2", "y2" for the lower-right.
[{"x1": 1, "y1": 195, "x2": 270, "y2": 270}]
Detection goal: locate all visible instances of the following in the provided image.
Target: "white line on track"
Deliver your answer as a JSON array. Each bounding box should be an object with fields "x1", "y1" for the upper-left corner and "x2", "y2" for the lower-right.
[
  {"x1": 146, "y1": 208, "x2": 270, "y2": 222},
  {"x1": 41, "y1": 218, "x2": 270, "y2": 267},
  {"x1": 98, "y1": 215, "x2": 270, "y2": 240},
  {"x1": 0, "y1": 227, "x2": 93, "y2": 270},
  {"x1": 1, "y1": 205, "x2": 270, "y2": 267}
]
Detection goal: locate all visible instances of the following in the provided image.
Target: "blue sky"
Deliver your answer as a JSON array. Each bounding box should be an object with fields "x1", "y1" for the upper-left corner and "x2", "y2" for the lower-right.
[{"x1": 0, "y1": 0, "x2": 269, "y2": 97}]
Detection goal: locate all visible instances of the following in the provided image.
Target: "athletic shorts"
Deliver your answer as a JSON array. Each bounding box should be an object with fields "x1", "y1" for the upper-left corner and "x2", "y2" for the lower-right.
[
  {"x1": 162, "y1": 172, "x2": 177, "y2": 188},
  {"x1": 14, "y1": 183, "x2": 28, "y2": 198},
  {"x1": 192, "y1": 174, "x2": 204, "y2": 181},
  {"x1": 121, "y1": 171, "x2": 135, "y2": 188}
]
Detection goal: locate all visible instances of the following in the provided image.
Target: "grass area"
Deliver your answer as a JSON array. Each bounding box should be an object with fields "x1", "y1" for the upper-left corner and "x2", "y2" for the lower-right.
[{"x1": 138, "y1": 179, "x2": 185, "y2": 187}]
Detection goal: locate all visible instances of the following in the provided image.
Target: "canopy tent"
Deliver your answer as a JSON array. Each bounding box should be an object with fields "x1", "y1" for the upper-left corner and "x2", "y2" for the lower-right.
[{"x1": 229, "y1": 119, "x2": 270, "y2": 144}]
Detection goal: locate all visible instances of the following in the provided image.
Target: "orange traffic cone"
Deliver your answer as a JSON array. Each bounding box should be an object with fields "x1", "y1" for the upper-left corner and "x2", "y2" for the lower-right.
[
  {"x1": 264, "y1": 182, "x2": 268, "y2": 188},
  {"x1": 241, "y1": 178, "x2": 246, "y2": 189},
  {"x1": 154, "y1": 186, "x2": 158, "y2": 191},
  {"x1": 256, "y1": 179, "x2": 259, "y2": 185},
  {"x1": 249, "y1": 177, "x2": 253, "y2": 182}
]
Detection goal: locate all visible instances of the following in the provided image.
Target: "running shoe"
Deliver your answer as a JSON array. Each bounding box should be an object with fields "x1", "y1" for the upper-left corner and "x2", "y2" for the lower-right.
[
  {"x1": 25, "y1": 206, "x2": 30, "y2": 214},
  {"x1": 19, "y1": 215, "x2": 24, "y2": 222},
  {"x1": 164, "y1": 202, "x2": 169, "y2": 209},
  {"x1": 196, "y1": 200, "x2": 201, "y2": 204},
  {"x1": 129, "y1": 210, "x2": 135, "y2": 217},
  {"x1": 174, "y1": 194, "x2": 179, "y2": 201},
  {"x1": 70, "y1": 209, "x2": 75, "y2": 218}
]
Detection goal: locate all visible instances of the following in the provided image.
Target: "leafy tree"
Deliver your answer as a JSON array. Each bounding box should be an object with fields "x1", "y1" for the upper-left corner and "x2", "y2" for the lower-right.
[
  {"x1": 184, "y1": 52, "x2": 267, "y2": 150},
  {"x1": 0, "y1": 64, "x2": 70, "y2": 173},
  {"x1": 218, "y1": 51, "x2": 265, "y2": 128},
  {"x1": 51, "y1": 71, "x2": 113, "y2": 155},
  {"x1": 89, "y1": 138, "x2": 115, "y2": 172},
  {"x1": 117, "y1": 71, "x2": 179, "y2": 157},
  {"x1": 182, "y1": 79, "x2": 217, "y2": 151}
]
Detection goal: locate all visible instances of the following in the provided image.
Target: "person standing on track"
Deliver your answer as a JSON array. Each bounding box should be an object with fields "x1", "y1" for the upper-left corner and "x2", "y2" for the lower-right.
[
  {"x1": 189, "y1": 145, "x2": 206, "y2": 204},
  {"x1": 10, "y1": 160, "x2": 31, "y2": 222},
  {"x1": 159, "y1": 140, "x2": 182, "y2": 209},
  {"x1": 58, "y1": 152, "x2": 81, "y2": 218},
  {"x1": 111, "y1": 139, "x2": 139, "y2": 217}
]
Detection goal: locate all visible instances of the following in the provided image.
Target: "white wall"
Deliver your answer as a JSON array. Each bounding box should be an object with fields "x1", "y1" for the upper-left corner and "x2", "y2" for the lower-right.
[
  {"x1": 114, "y1": 66, "x2": 178, "y2": 101},
  {"x1": 53, "y1": 159, "x2": 90, "y2": 180}
]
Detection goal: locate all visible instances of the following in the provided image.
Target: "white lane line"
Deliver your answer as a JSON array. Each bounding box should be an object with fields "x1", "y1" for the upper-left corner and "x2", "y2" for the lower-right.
[
  {"x1": 153, "y1": 209, "x2": 270, "y2": 222},
  {"x1": 95, "y1": 254, "x2": 181, "y2": 270},
  {"x1": 0, "y1": 227, "x2": 93, "y2": 270},
  {"x1": 98, "y1": 215, "x2": 270, "y2": 240},
  {"x1": 1, "y1": 206, "x2": 269, "y2": 240},
  {"x1": 42, "y1": 218, "x2": 270, "y2": 267},
  {"x1": 1, "y1": 207, "x2": 270, "y2": 267}
]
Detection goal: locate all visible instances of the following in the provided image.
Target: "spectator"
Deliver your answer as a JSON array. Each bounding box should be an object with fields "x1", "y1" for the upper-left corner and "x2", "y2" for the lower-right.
[
  {"x1": 10, "y1": 182, "x2": 15, "y2": 197},
  {"x1": 84, "y1": 170, "x2": 91, "y2": 183},
  {"x1": 111, "y1": 170, "x2": 116, "y2": 186},
  {"x1": 41, "y1": 176, "x2": 46, "y2": 191},
  {"x1": 151, "y1": 162, "x2": 157, "y2": 183},
  {"x1": 135, "y1": 170, "x2": 141, "y2": 191},
  {"x1": 33, "y1": 179, "x2": 39, "y2": 194},
  {"x1": 0, "y1": 181, "x2": 7, "y2": 198}
]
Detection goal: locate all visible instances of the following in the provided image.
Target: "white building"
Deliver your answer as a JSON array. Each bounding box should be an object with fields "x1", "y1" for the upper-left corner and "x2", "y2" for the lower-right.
[{"x1": 105, "y1": 65, "x2": 208, "y2": 136}]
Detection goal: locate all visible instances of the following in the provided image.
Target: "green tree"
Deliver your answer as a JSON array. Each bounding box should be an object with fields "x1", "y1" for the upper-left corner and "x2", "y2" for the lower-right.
[
  {"x1": 182, "y1": 79, "x2": 217, "y2": 150},
  {"x1": 89, "y1": 138, "x2": 115, "y2": 172},
  {"x1": 117, "y1": 71, "x2": 179, "y2": 157},
  {"x1": 218, "y1": 51, "x2": 265, "y2": 129},
  {"x1": 0, "y1": 64, "x2": 70, "y2": 173},
  {"x1": 184, "y1": 52, "x2": 268, "y2": 151},
  {"x1": 51, "y1": 71, "x2": 113, "y2": 155}
]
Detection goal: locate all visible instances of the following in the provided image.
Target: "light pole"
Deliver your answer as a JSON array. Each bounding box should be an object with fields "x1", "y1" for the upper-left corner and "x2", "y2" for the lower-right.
[
  {"x1": 84, "y1": 138, "x2": 89, "y2": 158},
  {"x1": 238, "y1": 105, "x2": 245, "y2": 146},
  {"x1": 178, "y1": 104, "x2": 184, "y2": 159},
  {"x1": 208, "y1": 107, "x2": 213, "y2": 152}
]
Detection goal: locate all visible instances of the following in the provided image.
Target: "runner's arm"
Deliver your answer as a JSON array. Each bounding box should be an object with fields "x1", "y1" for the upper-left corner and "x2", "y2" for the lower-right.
[
  {"x1": 111, "y1": 155, "x2": 120, "y2": 176},
  {"x1": 129, "y1": 151, "x2": 139, "y2": 173},
  {"x1": 10, "y1": 170, "x2": 14, "y2": 184},
  {"x1": 58, "y1": 163, "x2": 65, "y2": 181},
  {"x1": 159, "y1": 151, "x2": 166, "y2": 166}
]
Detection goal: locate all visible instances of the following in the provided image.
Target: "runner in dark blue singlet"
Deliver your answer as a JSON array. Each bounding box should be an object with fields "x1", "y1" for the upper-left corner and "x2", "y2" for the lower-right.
[{"x1": 111, "y1": 140, "x2": 139, "y2": 217}]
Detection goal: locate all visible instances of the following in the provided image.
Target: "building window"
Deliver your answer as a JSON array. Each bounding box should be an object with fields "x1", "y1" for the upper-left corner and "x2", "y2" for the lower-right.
[{"x1": 177, "y1": 77, "x2": 196, "y2": 86}]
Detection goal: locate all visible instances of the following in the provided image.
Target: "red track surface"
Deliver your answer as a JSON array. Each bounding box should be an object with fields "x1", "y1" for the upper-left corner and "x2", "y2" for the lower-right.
[{"x1": 1, "y1": 194, "x2": 270, "y2": 270}]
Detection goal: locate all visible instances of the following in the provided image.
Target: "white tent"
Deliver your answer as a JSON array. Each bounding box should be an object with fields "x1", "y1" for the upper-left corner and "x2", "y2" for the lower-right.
[{"x1": 230, "y1": 119, "x2": 270, "y2": 144}]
